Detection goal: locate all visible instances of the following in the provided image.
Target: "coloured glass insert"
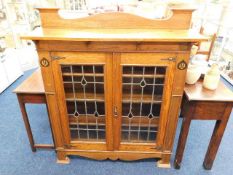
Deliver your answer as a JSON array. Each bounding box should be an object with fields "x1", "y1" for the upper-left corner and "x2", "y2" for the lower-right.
[
  {"x1": 61, "y1": 65, "x2": 105, "y2": 141},
  {"x1": 121, "y1": 66, "x2": 166, "y2": 143}
]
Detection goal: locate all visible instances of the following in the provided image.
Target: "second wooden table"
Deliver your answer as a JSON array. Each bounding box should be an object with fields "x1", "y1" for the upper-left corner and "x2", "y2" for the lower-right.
[{"x1": 174, "y1": 80, "x2": 233, "y2": 170}]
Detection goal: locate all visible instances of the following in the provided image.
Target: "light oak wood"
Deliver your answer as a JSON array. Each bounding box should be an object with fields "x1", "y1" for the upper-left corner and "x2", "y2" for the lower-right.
[
  {"x1": 38, "y1": 51, "x2": 65, "y2": 148},
  {"x1": 14, "y1": 69, "x2": 44, "y2": 94},
  {"x1": 21, "y1": 9, "x2": 208, "y2": 43},
  {"x1": 21, "y1": 8, "x2": 207, "y2": 167},
  {"x1": 14, "y1": 69, "x2": 54, "y2": 152},
  {"x1": 37, "y1": 7, "x2": 193, "y2": 30},
  {"x1": 60, "y1": 149, "x2": 162, "y2": 161},
  {"x1": 158, "y1": 53, "x2": 191, "y2": 164},
  {"x1": 113, "y1": 53, "x2": 122, "y2": 150},
  {"x1": 36, "y1": 41, "x2": 194, "y2": 52},
  {"x1": 22, "y1": 28, "x2": 207, "y2": 42}
]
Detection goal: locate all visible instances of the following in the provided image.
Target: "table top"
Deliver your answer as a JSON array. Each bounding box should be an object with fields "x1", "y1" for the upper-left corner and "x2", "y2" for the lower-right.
[
  {"x1": 184, "y1": 79, "x2": 233, "y2": 102},
  {"x1": 13, "y1": 69, "x2": 45, "y2": 94}
]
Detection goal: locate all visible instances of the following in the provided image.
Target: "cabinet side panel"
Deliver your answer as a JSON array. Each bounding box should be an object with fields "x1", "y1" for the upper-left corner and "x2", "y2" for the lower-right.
[
  {"x1": 155, "y1": 58, "x2": 176, "y2": 148},
  {"x1": 162, "y1": 52, "x2": 190, "y2": 152},
  {"x1": 37, "y1": 51, "x2": 65, "y2": 148},
  {"x1": 51, "y1": 61, "x2": 71, "y2": 145},
  {"x1": 37, "y1": 52, "x2": 54, "y2": 92},
  {"x1": 162, "y1": 96, "x2": 182, "y2": 150},
  {"x1": 172, "y1": 52, "x2": 191, "y2": 94}
]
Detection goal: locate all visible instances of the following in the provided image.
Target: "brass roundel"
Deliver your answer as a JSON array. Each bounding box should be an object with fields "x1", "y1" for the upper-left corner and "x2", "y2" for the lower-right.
[
  {"x1": 177, "y1": 60, "x2": 187, "y2": 70},
  {"x1": 40, "y1": 58, "x2": 49, "y2": 67}
]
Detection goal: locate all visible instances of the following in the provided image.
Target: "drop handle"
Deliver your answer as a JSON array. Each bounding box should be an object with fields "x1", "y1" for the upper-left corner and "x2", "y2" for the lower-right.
[
  {"x1": 114, "y1": 106, "x2": 118, "y2": 118},
  {"x1": 161, "y1": 57, "x2": 176, "y2": 62}
]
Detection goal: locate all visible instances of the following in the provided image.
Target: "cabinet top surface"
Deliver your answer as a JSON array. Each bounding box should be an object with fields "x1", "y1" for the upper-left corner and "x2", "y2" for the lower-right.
[
  {"x1": 21, "y1": 8, "x2": 207, "y2": 42},
  {"x1": 184, "y1": 80, "x2": 233, "y2": 102},
  {"x1": 21, "y1": 28, "x2": 207, "y2": 42}
]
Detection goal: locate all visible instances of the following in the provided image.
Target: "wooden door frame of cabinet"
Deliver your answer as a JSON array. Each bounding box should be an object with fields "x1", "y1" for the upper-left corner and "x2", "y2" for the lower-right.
[
  {"x1": 51, "y1": 58, "x2": 71, "y2": 146},
  {"x1": 50, "y1": 52, "x2": 114, "y2": 151},
  {"x1": 112, "y1": 52, "x2": 122, "y2": 150},
  {"x1": 37, "y1": 51, "x2": 65, "y2": 151},
  {"x1": 157, "y1": 52, "x2": 191, "y2": 167},
  {"x1": 104, "y1": 53, "x2": 114, "y2": 151},
  {"x1": 113, "y1": 52, "x2": 177, "y2": 152},
  {"x1": 155, "y1": 54, "x2": 176, "y2": 150}
]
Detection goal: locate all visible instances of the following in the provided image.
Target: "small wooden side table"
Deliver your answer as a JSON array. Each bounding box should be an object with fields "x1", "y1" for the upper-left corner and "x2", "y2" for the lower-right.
[
  {"x1": 14, "y1": 69, "x2": 54, "y2": 152},
  {"x1": 174, "y1": 80, "x2": 233, "y2": 170}
]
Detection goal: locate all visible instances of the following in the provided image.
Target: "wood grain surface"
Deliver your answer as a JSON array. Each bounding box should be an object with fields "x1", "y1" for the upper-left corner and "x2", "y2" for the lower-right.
[
  {"x1": 36, "y1": 8, "x2": 193, "y2": 30},
  {"x1": 21, "y1": 28, "x2": 208, "y2": 42},
  {"x1": 184, "y1": 80, "x2": 233, "y2": 102},
  {"x1": 13, "y1": 69, "x2": 44, "y2": 94}
]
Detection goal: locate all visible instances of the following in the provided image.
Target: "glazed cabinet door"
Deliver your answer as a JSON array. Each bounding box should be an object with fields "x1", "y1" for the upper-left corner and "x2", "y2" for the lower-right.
[
  {"x1": 113, "y1": 53, "x2": 176, "y2": 151},
  {"x1": 51, "y1": 52, "x2": 113, "y2": 151}
]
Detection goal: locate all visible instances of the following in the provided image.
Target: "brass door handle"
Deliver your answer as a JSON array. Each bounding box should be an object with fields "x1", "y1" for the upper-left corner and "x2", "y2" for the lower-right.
[{"x1": 114, "y1": 106, "x2": 118, "y2": 118}]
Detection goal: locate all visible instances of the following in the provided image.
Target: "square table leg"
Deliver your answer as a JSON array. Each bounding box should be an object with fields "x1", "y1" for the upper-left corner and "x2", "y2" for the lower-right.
[
  {"x1": 203, "y1": 104, "x2": 232, "y2": 170},
  {"x1": 17, "y1": 95, "x2": 36, "y2": 152},
  {"x1": 174, "y1": 117, "x2": 192, "y2": 169},
  {"x1": 17, "y1": 94, "x2": 55, "y2": 151}
]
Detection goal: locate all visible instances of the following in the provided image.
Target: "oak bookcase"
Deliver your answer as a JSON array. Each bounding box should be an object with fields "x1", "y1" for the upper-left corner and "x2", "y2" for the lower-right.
[{"x1": 21, "y1": 7, "x2": 206, "y2": 167}]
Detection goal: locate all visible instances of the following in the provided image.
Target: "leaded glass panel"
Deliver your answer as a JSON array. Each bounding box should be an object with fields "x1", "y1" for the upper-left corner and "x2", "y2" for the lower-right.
[
  {"x1": 121, "y1": 66, "x2": 166, "y2": 143},
  {"x1": 61, "y1": 65, "x2": 105, "y2": 141}
]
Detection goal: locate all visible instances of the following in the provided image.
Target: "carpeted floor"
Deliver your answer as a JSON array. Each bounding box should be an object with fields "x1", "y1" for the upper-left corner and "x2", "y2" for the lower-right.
[{"x1": 0, "y1": 69, "x2": 232, "y2": 175}]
